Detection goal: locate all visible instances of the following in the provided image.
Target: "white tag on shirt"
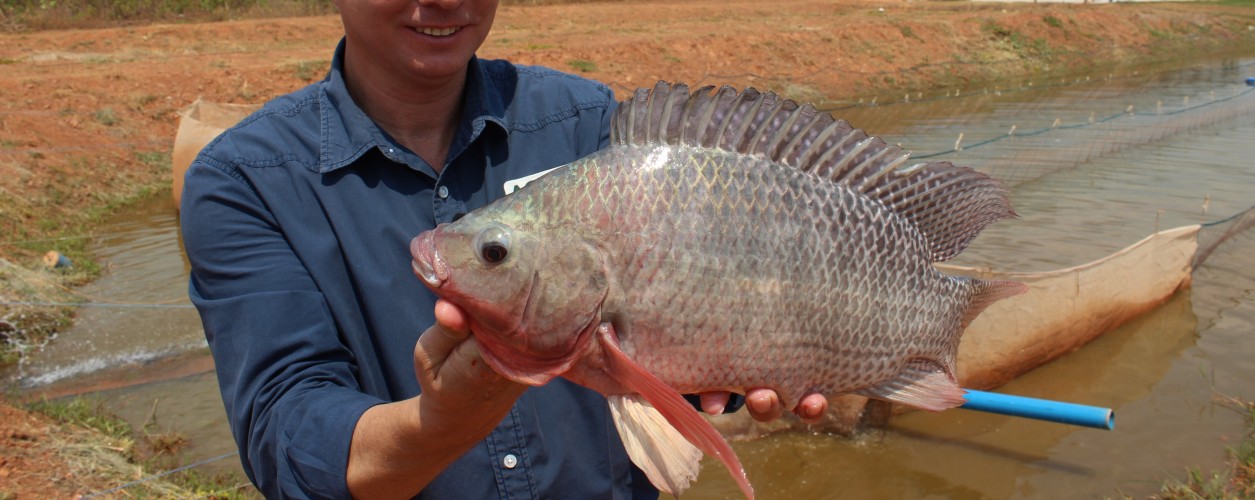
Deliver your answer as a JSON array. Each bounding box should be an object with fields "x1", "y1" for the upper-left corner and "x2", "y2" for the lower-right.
[{"x1": 503, "y1": 166, "x2": 562, "y2": 195}]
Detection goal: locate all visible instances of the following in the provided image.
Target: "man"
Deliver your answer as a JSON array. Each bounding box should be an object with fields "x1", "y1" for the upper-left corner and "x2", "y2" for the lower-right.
[{"x1": 182, "y1": 1, "x2": 826, "y2": 498}]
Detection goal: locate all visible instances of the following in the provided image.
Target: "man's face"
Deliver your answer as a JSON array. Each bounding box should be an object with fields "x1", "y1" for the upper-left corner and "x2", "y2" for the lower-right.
[{"x1": 336, "y1": 0, "x2": 500, "y2": 83}]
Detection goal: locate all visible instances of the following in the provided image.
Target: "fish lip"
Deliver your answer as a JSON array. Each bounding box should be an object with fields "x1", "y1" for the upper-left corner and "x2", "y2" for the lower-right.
[{"x1": 410, "y1": 229, "x2": 448, "y2": 288}]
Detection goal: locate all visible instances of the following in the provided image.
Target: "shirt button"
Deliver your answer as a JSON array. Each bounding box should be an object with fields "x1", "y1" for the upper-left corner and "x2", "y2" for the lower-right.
[
  {"x1": 502, "y1": 454, "x2": 518, "y2": 469},
  {"x1": 437, "y1": 185, "x2": 449, "y2": 199}
]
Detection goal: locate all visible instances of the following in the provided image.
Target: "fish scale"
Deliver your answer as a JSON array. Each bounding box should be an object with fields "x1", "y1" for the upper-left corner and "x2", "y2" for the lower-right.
[
  {"x1": 410, "y1": 82, "x2": 1027, "y2": 499},
  {"x1": 531, "y1": 144, "x2": 958, "y2": 407}
]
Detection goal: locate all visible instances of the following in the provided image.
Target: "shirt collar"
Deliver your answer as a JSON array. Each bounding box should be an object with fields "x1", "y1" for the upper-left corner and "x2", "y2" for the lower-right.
[{"x1": 316, "y1": 38, "x2": 508, "y2": 176}]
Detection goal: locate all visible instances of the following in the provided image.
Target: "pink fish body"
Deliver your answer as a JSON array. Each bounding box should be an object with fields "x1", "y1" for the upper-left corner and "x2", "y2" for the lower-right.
[{"x1": 411, "y1": 82, "x2": 1026, "y2": 498}]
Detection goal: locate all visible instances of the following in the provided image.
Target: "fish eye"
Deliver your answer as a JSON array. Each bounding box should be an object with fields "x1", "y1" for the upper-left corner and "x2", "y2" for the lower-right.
[
  {"x1": 475, "y1": 225, "x2": 511, "y2": 265},
  {"x1": 481, "y1": 242, "x2": 508, "y2": 264}
]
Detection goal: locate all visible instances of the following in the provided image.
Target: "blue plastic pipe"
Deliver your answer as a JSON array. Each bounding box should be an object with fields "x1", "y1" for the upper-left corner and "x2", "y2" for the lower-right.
[{"x1": 959, "y1": 389, "x2": 1115, "y2": 430}]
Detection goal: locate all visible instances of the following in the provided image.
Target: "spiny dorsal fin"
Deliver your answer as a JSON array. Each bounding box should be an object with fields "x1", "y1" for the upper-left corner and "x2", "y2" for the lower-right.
[{"x1": 611, "y1": 81, "x2": 1016, "y2": 262}]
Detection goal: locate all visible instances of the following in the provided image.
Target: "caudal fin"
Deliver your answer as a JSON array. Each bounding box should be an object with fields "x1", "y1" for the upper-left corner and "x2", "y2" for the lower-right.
[{"x1": 962, "y1": 279, "x2": 1030, "y2": 330}]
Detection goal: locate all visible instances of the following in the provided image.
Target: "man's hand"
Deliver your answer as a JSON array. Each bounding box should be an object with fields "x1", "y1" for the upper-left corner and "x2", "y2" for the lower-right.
[
  {"x1": 347, "y1": 300, "x2": 526, "y2": 499},
  {"x1": 697, "y1": 390, "x2": 828, "y2": 424},
  {"x1": 413, "y1": 300, "x2": 527, "y2": 437}
]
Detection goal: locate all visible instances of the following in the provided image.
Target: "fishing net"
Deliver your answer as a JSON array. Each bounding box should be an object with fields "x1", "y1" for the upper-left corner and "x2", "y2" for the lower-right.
[
  {"x1": 798, "y1": 58, "x2": 1255, "y2": 189},
  {"x1": 811, "y1": 58, "x2": 1255, "y2": 273},
  {"x1": 1194, "y1": 204, "x2": 1255, "y2": 270}
]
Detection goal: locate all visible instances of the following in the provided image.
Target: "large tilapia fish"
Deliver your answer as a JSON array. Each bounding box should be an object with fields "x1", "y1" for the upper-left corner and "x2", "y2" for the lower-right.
[{"x1": 410, "y1": 82, "x2": 1027, "y2": 498}]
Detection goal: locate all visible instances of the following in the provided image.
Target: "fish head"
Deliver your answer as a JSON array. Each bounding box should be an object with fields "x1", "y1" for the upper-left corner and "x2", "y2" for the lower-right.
[{"x1": 410, "y1": 213, "x2": 609, "y2": 386}]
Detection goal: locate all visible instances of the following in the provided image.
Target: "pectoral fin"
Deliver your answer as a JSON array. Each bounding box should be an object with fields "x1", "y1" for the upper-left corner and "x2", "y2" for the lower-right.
[
  {"x1": 596, "y1": 323, "x2": 755, "y2": 499},
  {"x1": 608, "y1": 394, "x2": 703, "y2": 496}
]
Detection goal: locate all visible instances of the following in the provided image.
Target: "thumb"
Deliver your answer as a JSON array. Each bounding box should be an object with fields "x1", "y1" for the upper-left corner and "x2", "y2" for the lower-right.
[{"x1": 415, "y1": 300, "x2": 472, "y2": 379}]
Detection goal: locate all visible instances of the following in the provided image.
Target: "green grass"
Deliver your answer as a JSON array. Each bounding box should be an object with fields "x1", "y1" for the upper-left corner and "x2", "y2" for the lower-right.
[
  {"x1": 289, "y1": 59, "x2": 326, "y2": 82},
  {"x1": 22, "y1": 395, "x2": 261, "y2": 499},
  {"x1": 899, "y1": 24, "x2": 923, "y2": 42},
  {"x1": 566, "y1": 59, "x2": 597, "y2": 73},
  {"x1": 27, "y1": 396, "x2": 133, "y2": 442},
  {"x1": 1153, "y1": 398, "x2": 1255, "y2": 498},
  {"x1": 93, "y1": 107, "x2": 120, "y2": 127},
  {"x1": 1043, "y1": 15, "x2": 1064, "y2": 29},
  {"x1": 0, "y1": 303, "x2": 72, "y2": 367},
  {"x1": 981, "y1": 19, "x2": 1052, "y2": 59}
]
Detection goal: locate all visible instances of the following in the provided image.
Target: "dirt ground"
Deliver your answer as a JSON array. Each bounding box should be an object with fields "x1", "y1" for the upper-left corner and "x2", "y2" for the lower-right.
[
  {"x1": 1, "y1": 0, "x2": 1254, "y2": 496},
  {"x1": 0, "y1": 402, "x2": 121, "y2": 498},
  {"x1": 1, "y1": 0, "x2": 1253, "y2": 247}
]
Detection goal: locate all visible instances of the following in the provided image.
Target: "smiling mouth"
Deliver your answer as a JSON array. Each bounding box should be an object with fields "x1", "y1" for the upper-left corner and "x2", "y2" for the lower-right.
[{"x1": 417, "y1": 26, "x2": 460, "y2": 37}]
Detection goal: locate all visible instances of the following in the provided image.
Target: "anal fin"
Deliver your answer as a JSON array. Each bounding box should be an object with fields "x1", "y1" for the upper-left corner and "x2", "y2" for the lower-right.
[
  {"x1": 596, "y1": 323, "x2": 755, "y2": 499},
  {"x1": 855, "y1": 359, "x2": 966, "y2": 412},
  {"x1": 608, "y1": 394, "x2": 703, "y2": 496}
]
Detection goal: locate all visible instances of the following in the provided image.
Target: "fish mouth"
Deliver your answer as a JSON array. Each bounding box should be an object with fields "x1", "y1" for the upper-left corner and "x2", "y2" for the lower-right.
[{"x1": 410, "y1": 229, "x2": 449, "y2": 288}]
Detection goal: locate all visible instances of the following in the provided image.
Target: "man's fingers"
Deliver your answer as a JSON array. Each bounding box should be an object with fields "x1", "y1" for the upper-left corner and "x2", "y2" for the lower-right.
[
  {"x1": 745, "y1": 388, "x2": 784, "y2": 422},
  {"x1": 793, "y1": 393, "x2": 827, "y2": 423},
  {"x1": 699, "y1": 392, "x2": 730, "y2": 415},
  {"x1": 740, "y1": 389, "x2": 826, "y2": 423}
]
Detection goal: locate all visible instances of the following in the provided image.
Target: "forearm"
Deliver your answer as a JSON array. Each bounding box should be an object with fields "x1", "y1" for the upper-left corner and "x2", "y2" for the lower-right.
[
  {"x1": 347, "y1": 398, "x2": 456, "y2": 499},
  {"x1": 347, "y1": 391, "x2": 528, "y2": 498},
  {"x1": 347, "y1": 307, "x2": 527, "y2": 499}
]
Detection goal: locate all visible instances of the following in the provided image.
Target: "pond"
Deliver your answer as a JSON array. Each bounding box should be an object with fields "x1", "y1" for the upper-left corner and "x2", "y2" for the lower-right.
[{"x1": 5, "y1": 54, "x2": 1254, "y2": 498}]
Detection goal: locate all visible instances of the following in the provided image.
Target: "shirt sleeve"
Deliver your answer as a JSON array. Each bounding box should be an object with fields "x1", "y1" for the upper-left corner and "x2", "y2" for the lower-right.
[
  {"x1": 181, "y1": 158, "x2": 378, "y2": 499},
  {"x1": 599, "y1": 90, "x2": 616, "y2": 150}
]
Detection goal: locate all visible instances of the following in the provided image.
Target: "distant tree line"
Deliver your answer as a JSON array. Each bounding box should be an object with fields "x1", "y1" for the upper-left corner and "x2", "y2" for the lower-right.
[{"x1": 0, "y1": 0, "x2": 337, "y2": 31}]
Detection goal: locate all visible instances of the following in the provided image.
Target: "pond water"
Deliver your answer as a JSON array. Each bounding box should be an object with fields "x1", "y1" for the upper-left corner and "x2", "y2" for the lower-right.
[{"x1": 5, "y1": 55, "x2": 1253, "y2": 498}]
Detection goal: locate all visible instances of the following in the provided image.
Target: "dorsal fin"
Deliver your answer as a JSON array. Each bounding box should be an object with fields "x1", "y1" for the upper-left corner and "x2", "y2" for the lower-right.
[{"x1": 611, "y1": 81, "x2": 1016, "y2": 262}]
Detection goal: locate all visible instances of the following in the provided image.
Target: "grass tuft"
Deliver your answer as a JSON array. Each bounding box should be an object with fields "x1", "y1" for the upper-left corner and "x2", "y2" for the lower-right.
[
  {"x1": 27, "y1": 397, "x2": 133, "y2": 443},
  {"x1": 22, "y1": 395, "x2": 261, "y2": 498},
  {"x1": 93, "y1": 108, "x2": 120, "y2": 127},
  {"x1": 1152, "y1": 397, "x2": 1255, "y2": 498},
  {"x1": 567, "y1": 59, "x2": 597, "y2": 73}
]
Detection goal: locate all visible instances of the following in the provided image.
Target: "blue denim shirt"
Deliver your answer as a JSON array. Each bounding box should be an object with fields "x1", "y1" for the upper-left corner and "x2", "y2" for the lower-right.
[{"x1": 181, "y1": 40, "x2": 657, "y2": 499}]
